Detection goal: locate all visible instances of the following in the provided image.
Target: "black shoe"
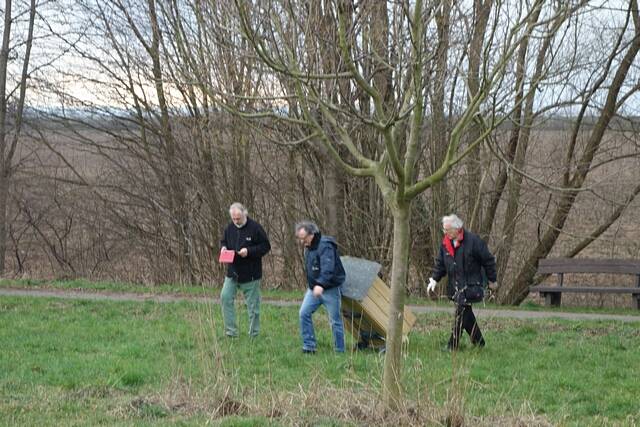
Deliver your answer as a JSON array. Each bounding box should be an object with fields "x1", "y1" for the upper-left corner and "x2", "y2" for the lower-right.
[
  {"x1": 355, "y1": 341, "x2": 370, "y2": 351},
  {"x1": 472, "y1": 339, "x2": 486, "y2": 348},
  {"x1": 302, "y1": 349, "x2": 316, "y2": 354}
]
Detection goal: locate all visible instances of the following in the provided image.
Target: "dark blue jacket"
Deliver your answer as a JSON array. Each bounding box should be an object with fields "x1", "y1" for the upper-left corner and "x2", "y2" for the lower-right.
[{"x1": 304, "y1": 233, "x2": 345, "y2": 290}]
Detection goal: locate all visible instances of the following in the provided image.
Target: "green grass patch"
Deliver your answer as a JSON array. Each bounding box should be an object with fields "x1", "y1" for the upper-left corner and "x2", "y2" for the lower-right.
[{"x1": 1, "y1": 296, "x2": 640, "y2": 425}]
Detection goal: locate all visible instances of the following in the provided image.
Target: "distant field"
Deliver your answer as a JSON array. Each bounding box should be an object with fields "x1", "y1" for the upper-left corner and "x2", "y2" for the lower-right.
[
  {"x1": 10, "y1": 122, "x2": 640, "y2": 301},
  {"x1": 1, "y1": 296, "x2": 639, "y2": 425}
]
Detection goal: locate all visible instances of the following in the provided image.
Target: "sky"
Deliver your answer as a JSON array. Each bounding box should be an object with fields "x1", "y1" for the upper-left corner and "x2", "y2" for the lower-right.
[{"x1": 4, "y1": 0, "x2": 640, "y2": 117}]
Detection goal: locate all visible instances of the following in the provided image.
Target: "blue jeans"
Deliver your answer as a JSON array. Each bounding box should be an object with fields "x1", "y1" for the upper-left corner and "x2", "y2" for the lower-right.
[{"x1": 299, "y1": 287, "x2": 345, "y2": 352}]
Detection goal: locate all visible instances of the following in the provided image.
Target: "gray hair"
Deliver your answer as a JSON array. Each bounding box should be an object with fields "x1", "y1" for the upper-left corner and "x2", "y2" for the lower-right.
[
  {"x1": 442, "y1": 214, "x2": 463, "y2": 229},
  {"x1": 295, "y1": 220, "x2": 319, "y2": 235},
  {"x1": 229, "y1": 202, "x2": 248, "y2": 216}
]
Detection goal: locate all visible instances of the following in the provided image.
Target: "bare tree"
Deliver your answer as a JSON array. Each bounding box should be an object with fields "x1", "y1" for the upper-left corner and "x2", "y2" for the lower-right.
[
  {"x1": 501, "y1": 1, "x2": 640, "y2": 304},
  {"x1": 230, "y1": 0, "x2": 569, "y2": 407},
  {"x1": 0, "y1": 0, "x2": 36, "y2": 274}
]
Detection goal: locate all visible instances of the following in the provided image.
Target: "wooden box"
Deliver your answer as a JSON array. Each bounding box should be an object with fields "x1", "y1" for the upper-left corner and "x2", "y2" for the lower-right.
[{"x1": 340, "y1": 257, "x2": 416, "y2": 350}]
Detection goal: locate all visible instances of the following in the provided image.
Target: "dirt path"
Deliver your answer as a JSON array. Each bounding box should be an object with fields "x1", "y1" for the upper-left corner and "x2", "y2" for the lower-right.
[{"x1": 2, "y1": 287, "x2": 640, "y2": 322}]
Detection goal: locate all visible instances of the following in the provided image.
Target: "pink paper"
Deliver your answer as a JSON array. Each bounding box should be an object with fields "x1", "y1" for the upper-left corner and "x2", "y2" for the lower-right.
[{"x1": 219, "y1": 249, "x2": 235, "y2": 264}]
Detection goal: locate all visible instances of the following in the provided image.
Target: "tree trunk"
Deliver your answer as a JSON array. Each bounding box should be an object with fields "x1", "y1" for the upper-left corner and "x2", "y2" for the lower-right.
[
  {"x1": 0, "y1": 0, "x2": 35, "y2": 274},
  {"x1": 429, "y1": 0, "x2": 451, "y2": 295},
  {"x1": 323, "y1": 161, "x2": 343, "y2": 240},
  {"x1": 0, "y1": 174, "x2": 8, "y2": 273},
  {"x1": 382, "y1": 202, "x2": 410, "y2": 409},
  {"x1": 147, "y1": 0, "x2": 195, "y2": 284},
  {"x1": 464, "y1": 0, "x2": 493, "y2": 230},
  {"x1": 0, "y1": 0, "x2": 11, "y2": 274}
]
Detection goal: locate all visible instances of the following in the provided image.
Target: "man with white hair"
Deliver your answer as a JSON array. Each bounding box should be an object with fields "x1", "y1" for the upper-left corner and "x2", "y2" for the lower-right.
[
  {"x1": 220, "y1": 202, "x2": 271, "y2": 338},
  {"x1": 427, "y1": 214, "x2": 497, "y2": 351}
]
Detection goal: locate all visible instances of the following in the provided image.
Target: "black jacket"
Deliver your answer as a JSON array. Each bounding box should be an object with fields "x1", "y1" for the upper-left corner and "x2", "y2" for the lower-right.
[
  {"x1": 432, "y1": 229, "x2": 496, "y2": 297},
  {"x1": 220, "y1": 217, "x2": 271, "y2": 283},
  {"x1": 304, "y1": 233, "x2": 346, "y2": 290}
]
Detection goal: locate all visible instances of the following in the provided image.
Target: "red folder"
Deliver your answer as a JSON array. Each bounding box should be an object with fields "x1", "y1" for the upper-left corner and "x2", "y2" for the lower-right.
[{"x1": 219, "y1": 249, "x2": 235, "y2": 264}]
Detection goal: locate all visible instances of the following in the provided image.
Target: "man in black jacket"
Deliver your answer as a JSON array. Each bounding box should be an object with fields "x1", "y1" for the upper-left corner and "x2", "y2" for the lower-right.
[
  {"x1": 220, "y1": 202, "x2": 271, "y2": 338},
  {"x1": 427, "y1": 214, "x2": 497, "y2": 350}
]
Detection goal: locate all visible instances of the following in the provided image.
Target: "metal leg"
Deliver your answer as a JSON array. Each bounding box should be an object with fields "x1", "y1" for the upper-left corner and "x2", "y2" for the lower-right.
[{"x1": 544, "y1": 292, "x2": 561, "y2": 307}]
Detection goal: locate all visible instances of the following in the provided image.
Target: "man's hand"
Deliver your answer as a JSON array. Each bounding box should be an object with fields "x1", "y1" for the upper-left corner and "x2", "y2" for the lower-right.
[
  {"x1": 427, "y1": 277, "x2": 437, "y2": 293},
  {"x1": 488, "y1": 282, "x2": 498, "y2": 291},
  {"x1": 238, "y1": 248, "x2": 248, "y2": 258},
  {"x1": 313, "y1": 285, "x2": 324, "y2": 298}
]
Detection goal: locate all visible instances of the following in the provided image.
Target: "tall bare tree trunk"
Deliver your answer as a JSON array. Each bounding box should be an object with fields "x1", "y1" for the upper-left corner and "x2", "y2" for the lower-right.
[
  {"x1": 382, "y1": 202, "x2": 410, "y2": 409},
  {"x1": 429, "y1": 0, "x2": 451, "y2": 295},
  {"x1": 148, "y1": 0, "x2": 195, "y2": 283},
  {"x1": 323, "y1": 160, "x2": 343, "y2": 239},
  {"x1": 464, "y1": 0, "x2": 492, "y2": 230},
  {"x1": 494, "y1": 6, "x2": 543, "y2": 282},
  {"x1": 0, "y1": 0, "x2": 12, "y2": 275},
  {"x1": 0, "y1": 0, "x2": 35, "y2": 275}
]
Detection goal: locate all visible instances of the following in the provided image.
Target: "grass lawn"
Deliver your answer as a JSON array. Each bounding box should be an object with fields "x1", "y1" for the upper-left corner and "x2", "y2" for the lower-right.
[{"x1": 1, "y1": 295, "x2": 639, "y2": 425}]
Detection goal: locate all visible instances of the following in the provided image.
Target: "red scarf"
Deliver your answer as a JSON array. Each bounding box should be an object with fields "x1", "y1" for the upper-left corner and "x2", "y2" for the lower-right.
[{"x1": 443, "y1": 229, "x2": 464, "y2": 257}]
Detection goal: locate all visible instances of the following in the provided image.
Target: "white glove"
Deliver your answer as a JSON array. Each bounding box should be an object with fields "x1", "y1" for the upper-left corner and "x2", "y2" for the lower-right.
[{"x1": 427, "y1": 277, "x2": 437, "y2": 293}]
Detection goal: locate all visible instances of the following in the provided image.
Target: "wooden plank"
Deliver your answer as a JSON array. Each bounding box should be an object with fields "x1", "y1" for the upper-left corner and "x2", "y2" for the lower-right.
[
  {"x1": 538, "y1": 258, "x2": 640, "y2": 274},
  {"x1": 530, "y1": 286, "x2": 640, "y2": 294},
  {"x1": 367, "y1": 282, "x2": 414, "y2": 334},
  {"x1": 369, "y1": 278, "x2": 391, "y2": 304},
  {"x1": 341, "y1": 299, "x2": 386, "y2": 341},
  {"x1": 343, "y1": 278, "x2": 417, "y2": 341},
  {"x1": 364, "y1": 282, "x2": 392, "y2": 322},
  {"x1": 367, "y1": 278, "x2": 408, "y2": 335},
  {"x1": 360, "y1": 291, "x2": 415, "y2": 338},
  {"x1": 344, "y1": 293, "x2": 389, "y2": 336},
  {"x1": 359, "y1": 295, "x2": 390, "y2": 331},
  {"x1": 369, "y1": 277, "x2": 417, "y2": 333}
]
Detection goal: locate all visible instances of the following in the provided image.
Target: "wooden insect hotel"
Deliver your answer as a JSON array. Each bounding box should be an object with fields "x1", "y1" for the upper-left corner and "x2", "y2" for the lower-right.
[{"x1": 340, "y1": 256, "x2": 417, "y2": 351}]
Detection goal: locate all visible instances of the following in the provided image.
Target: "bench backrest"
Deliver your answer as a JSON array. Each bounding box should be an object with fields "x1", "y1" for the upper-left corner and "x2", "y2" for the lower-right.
[{"x1": 538, "y1": 258, "x2": 640, "y2": 275}]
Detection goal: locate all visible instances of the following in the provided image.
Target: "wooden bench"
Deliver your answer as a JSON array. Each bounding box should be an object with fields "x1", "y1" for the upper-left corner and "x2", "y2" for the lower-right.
[{"x1": 530, "y1": 258, "x2": 640, "y2": 309}]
